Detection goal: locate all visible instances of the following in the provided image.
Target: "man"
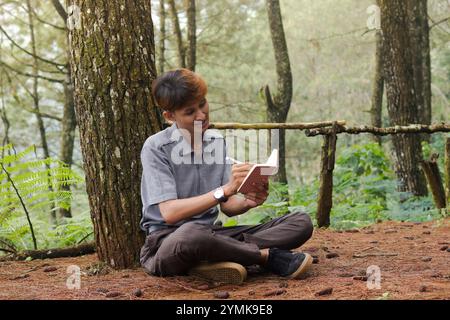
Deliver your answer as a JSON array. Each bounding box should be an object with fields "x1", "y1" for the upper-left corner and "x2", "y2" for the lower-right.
[{"x1": 140, "y1": 68, "x2": 314, "y2": 284}]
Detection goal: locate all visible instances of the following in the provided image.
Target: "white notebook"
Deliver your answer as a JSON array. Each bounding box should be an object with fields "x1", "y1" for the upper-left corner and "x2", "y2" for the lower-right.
[{"x1": 237, "y1": 149, "x2": 279, "y2": 194}]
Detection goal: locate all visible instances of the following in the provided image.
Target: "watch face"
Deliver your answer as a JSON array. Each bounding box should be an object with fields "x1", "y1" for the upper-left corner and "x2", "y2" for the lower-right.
[{"x1": 214, "y1": 188, "x2": 224, "y2": 198}]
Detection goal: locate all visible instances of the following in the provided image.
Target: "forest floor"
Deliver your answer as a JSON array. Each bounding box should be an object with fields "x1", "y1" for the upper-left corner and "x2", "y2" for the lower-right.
[{"x1": 0, "y1": 219, "x2": 449, "y2": 300}]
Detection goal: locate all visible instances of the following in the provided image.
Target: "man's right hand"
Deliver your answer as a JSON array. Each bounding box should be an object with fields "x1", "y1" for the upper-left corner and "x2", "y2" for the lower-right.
[{"x1": 223, "y1": 163, "x2": 254, "y2": 197}]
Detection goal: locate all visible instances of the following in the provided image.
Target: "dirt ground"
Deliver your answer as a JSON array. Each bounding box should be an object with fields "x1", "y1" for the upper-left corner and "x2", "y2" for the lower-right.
[{"x1": 0, "y1": 219, "x2": 449, "y2": 300}]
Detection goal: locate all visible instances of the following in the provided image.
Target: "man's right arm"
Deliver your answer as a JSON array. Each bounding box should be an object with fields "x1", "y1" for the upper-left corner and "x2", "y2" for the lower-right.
[{"x1": 159, "y1": 163, "x2": 253, "y2": 225}]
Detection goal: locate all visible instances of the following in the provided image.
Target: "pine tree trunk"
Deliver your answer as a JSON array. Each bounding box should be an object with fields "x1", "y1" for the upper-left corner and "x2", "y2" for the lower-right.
[
  {"x1": 380, "y1": 0, "x2": 428, "y2": 196},
  {"x1": 58, "y1": 63, "x2": 76, "y2": 219},
  {"x1": 68, "y1": 0, "x2": 163, "y2": 268},
  {"x1": 185, "y1": 0, "x2": 196, "y2": 71},
  {"x1": 370, "y1": 28, "x2": 384, "y2": 145},
  {"x1": 158, "y1": 0, "x2": 166, "y2": 75},
  {"x1": 407, "y1": 0, "x2": 432, "y2": 142},
  {"x1": 168, "y1": 0, "x2": 186, "y2": 68},
  {"x1": 265, "y1": 0, "x2": 293, "y2": 186}
]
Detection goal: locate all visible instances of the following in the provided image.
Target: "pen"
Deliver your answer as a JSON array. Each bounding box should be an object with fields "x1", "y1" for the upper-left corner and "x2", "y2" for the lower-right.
[{"x1": 225, "y1": 156, "x2": 244, "y2": 164}]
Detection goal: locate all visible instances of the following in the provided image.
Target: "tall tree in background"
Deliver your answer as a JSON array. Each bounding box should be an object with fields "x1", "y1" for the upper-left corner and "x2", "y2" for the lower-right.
[
  {"x1": 25, "y1": 0, "x2": 57, "y2": 224},
  {"x1": 185, "y1": 0, "x2": 196, "y2": 71},
  {"x1": 263, "y1": 0, "x2": 292, "y2": 185},
  {"x1": 158, "y1": 0, "x2": 166, "y2": 75},
  {"x1": 68, "y1": 0, "x2": 163, "y2": 268},
  {"x1": 370, "y1": 0, "x2": 383, "y2": 145},
  {"x1": 380, "y1": 0, "x2": 428, "y2": 196},
  {"x1": 407, "y1": 0, "x2": 432, "y2": 142},
  {"x1": 52, "y1": 0, "x2": 77, "y2": 219},
  {"x1": 168, "y1": 0, "x2": 186, "y2": 68}
]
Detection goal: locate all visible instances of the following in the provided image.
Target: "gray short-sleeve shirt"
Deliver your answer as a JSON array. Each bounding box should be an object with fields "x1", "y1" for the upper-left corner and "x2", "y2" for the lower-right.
[{"x1": 140, "y1": 123, "x2": 231, "y2": 233}]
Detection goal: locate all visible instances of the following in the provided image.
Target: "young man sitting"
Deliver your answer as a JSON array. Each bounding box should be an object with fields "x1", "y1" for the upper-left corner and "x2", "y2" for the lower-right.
[{"x1": 139, "y1": 68, "x2": 314, "y2": 284}]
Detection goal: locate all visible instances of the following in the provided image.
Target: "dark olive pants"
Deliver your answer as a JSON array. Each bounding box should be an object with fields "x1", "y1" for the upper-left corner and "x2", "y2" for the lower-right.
[{"x1": 140, "y1": 211, "x2": 314, "y2": 276}]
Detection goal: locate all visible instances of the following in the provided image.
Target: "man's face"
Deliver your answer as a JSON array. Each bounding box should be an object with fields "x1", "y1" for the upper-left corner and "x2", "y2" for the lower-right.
[{"x1": 164, "y1": 98, "x2": 210, "y2": 137}]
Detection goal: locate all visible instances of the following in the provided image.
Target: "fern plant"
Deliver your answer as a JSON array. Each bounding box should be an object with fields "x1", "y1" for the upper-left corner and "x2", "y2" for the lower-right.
[{"x1": 0, "y1": 144, "x2": 84, "y2": 252}]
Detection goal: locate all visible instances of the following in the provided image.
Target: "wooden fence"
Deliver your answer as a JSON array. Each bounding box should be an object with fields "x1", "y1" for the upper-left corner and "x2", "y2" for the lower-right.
[{"x1": 210, "y1": 121, "x2": 450, "y2": 227}]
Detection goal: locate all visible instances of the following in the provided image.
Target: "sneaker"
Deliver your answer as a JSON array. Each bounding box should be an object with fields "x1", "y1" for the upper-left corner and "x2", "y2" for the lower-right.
[
  {"x1": 266, "y1": 248, "x2": 313, "y2": 279},
  {"x1": 188, "y1": 261, "x2": 247, "y2": 285}
]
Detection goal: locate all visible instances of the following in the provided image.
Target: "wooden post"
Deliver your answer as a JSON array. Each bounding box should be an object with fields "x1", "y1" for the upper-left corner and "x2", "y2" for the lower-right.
[
  {"x1": 420, "y1": 153, "x2": 446, "y2": 209},
  {"x1": 316, "y1": 123, "x2": 338, "y2": 228},
  {"x1": 445, "y1": 138, "x2": 450, "y2": 214}
]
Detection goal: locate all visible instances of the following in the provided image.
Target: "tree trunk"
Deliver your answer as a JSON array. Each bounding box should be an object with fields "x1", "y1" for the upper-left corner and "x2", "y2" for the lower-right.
[
  {"x1": 158, "y1": 0, "x2": 166, "y2": 75},
  {"x1": 370, "y1": 27, "x2": 384, "y2": 145},
  {"x1": 379, "y1": 0, "x2": 428, "y2": 196},
  {"x1": 58, "y1": 63, "x2": 77, "y2": 219},
  {"x1": 168, "y1": 0, "x2": 186, "y2": 68},
  {"x1": 185, "y1": 0, "x2": 196, "y2": 71},
  {"x1": 52, "y1": 1, "x2": 77, "y2": 219},
  {"x1": 264, "y1": 0, "x2": 293, "y2": 186},
  {"x1": 407, "y1": 0, "x2": 432, "y2": 142},
  {"x1": 26, "y1": 0, "x2": 57, "y2": 224},
  {"x1": 445, "y1": 138, "x2": 450, "y2": 213},
  {"x1": 68, "y1": 0, "x2": 163, "y2": 268}
]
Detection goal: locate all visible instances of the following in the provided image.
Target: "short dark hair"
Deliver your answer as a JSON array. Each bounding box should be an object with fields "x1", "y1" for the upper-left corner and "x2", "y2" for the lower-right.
[{"x1": 152, "y1": 68, "x2": 208, "y2": 112}]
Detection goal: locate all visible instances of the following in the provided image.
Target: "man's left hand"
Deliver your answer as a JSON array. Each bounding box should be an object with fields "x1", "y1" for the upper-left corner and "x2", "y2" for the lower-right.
[{"x1": 243, "y1": 182, "x2": 269, "y2": 208}]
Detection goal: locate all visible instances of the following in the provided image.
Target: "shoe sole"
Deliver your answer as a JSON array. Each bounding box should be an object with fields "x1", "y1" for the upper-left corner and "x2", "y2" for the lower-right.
[
  {"x1": 287, "y1": 253, "x2": 313, "y2": 279},
  {"x1": 188, "y1": 262, "x2": 247, "y2": 285}
]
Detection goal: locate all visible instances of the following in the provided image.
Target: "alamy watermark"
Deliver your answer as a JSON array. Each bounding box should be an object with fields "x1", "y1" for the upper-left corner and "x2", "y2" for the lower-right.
[
  {"x1": 366, "y1": 265, "x2": 382, "y2": 290},
  {"x1": 366, "y1": 5, "x2": 381, "y2": 30},
  {"x1": 67, "y1": 5, "x2": 81, "y2": 31},
  {"x1": 66, "y1": 265, "x2": 81, "y2": 290},
  {"x1": 170, "y1": 121, "x2": 279, "y2": 173}
]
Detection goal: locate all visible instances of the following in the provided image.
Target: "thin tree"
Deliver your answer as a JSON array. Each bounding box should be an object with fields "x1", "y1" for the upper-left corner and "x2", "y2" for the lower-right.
[
  {"x1": 158, "y1": 0, "x2": 166, "y2": 75},
  {"x1": 380, "y1": 0, "x2": 428, "y2": 196},
  {"x1": 370, "y1": 0, "x2": 384, "y2": 145},
  {"x1": 185, "y1": 0, "x2": 196, "y2": 71},
  {"x1": 407, "y1": 0, "x2": 432, "y2": 142},
  {"x1": 25, "y1": 0, "x2": 57, "y2": 224},
  {"x1": 68, "y1": 0, "x2": 163, "y2": 268},
  {"x1": 51, "y1": 0, "x2": 77, "y2": 219},
  {"x1": 168, "y1": 0, "x2": 186, "y2": 68},
  {"x1": 263, "y1": 0, "x2": 292, "y2": 186}
]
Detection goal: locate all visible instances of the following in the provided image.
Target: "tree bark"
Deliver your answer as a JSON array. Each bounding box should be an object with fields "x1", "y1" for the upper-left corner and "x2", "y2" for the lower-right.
[
  {"x1": 168, "y1": 0, "x2": 186, "y2": 68},
  {"x1": 407, "y1": 0, "x2": 432, "y2": 142},
  {"x1": 158, "y1": 0, "x2": 166, "y2": 75},
  {"x1": 445, "y1": 138, "x2": 450, "y2": 213},
  {"x1": 185, "y1": 0, "x2": 196, "y2": 71},
  {"x1": 420, "y1": 154, "x2": 446, "y2": 209},
  {"x1": 317, "y1": 125, "x2": 338, "y2": 228},
  {"x1": 68, "y1": 0, "x2": 163, "y2": 268},
  {"x1": 370, "y1": 27, "x2": 384, "y2": 145},
  {"x1": 58, "y1": 64, "x2": 77, "y2": 219},
  {"x1": 379, "y1": 0, "x2": 428, "y2": 196},
  {"x1": 264, "y1": 0, "x2": 293, "y2": 186}
]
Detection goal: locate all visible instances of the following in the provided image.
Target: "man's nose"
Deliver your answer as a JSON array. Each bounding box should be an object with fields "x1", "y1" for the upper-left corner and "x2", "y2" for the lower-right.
[{"x1": 195, "y1": 109, "x2": 206, "y2": 120}]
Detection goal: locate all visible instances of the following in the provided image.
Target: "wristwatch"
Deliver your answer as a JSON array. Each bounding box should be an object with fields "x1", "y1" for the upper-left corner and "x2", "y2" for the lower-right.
[{"x1": 213, "y1": 186, "x2": 228, "y2": 203}]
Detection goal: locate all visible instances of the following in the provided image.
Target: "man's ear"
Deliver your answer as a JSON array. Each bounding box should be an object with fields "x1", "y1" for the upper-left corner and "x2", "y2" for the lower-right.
[{"x1": 163, "y1": 111, "x2": 175, "y2": 124}]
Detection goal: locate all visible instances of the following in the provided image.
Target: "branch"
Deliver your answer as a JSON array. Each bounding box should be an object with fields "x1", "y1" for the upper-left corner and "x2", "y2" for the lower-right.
[
  {"x1": 31, "y1": 3, "x2": 66, "y2": 31},
  {"x1": 429, "y1": 16, "x2": 450, "y2": 29},
  {"x1": 0, "y1": 60, "x2": 65, "y2": 83},
  {"x1": 50, "y1": 0, "x2": 68, "y2": 23},
  {"x1": 305, "y1": 123, "x2": 450, "y2": 137},
  {"x1": 209, "y1": 120, "x2": 346, "y2": 130},
  {"x1": 0, "y1": 25, "x2": 66, "y2": 69},
  {"x1": 0, "y1": 242, "x2": 95, "y2": 261}
]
